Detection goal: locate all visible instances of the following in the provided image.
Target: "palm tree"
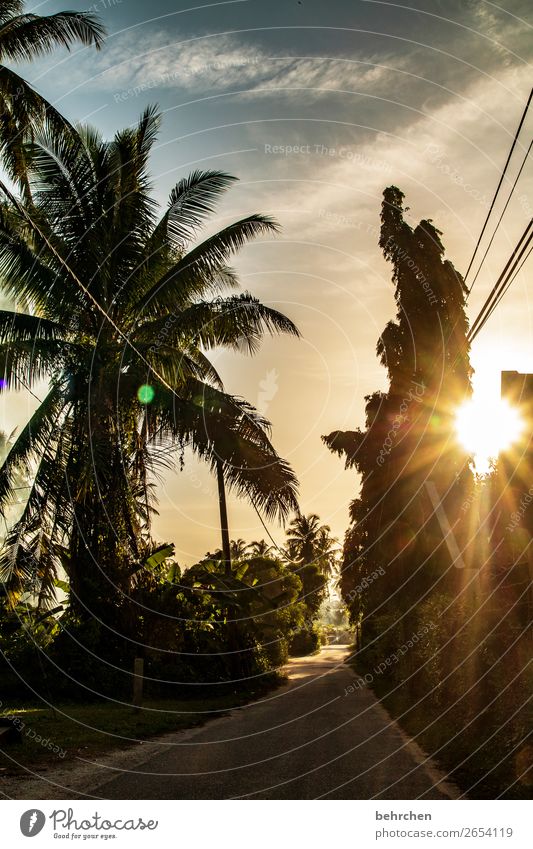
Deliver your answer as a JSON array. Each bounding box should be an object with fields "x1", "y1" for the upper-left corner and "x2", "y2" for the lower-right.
[
  {"x1": 0, "y1": 1, "x2": 105, "y2": 190},
  {"x1": 285, "y1": 514, "x2": 338, "y2": 572},
  {"x1": 314, "y1": 526, "x2": 340, "y2": 580},
  {"x1": 229, "y1": 539, "x2": 249, "y2": 560},
  {"x1": 286, "y1": 513, "x2": 324, "y2": 565},
  {"x1": 0, "y1": 107, "x2": 299, "y2": 615},
  {"x1": 285, "y1": 513, "x2": 336, "y2": 615},
  {"x1": 247, "y1": 539, "x2": 272, "y2": 557}
]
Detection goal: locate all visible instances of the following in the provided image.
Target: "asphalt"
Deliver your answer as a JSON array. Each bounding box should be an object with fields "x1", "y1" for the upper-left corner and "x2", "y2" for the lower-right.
[{"x1": 84, "y1": 644, "x2": 456, "y2": 800}]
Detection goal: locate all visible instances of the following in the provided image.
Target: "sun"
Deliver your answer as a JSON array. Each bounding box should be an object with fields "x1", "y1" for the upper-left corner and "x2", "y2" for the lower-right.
[{"x1": 455, "y1": 397, "x2": 524, "y2": 474}]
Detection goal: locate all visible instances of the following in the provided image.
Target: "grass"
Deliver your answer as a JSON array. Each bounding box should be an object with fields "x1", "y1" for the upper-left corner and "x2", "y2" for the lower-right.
[{"x1": 0, "y1": 677, "x2": 283, "y2": 776}]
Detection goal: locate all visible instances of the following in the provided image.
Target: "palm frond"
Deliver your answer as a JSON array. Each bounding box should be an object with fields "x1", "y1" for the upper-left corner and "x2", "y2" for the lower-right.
[
  {"x1": 0, "y1": 3, "x2": 24, "y2": 25},
  {"x1": 0, "y1": 338, "x2": 77, "y2": 390},
  {"x1": 133, "y1": 215, "x2": 280, "y2": 318},
  {"x1": 0, "y1": 309, "x2": 66, "y2": 343},
  {"x1": 151, "y1": 381, "x2": 299, "y2": 523},
  {"x1": 162, "y1": 170, "x2": 238, "y2": 247},
  {"x1": 153, "y1": 293, "x2": 300, "y2": 354},
  {"x1": 0, "y1": 11, "x2": 105, "y2": 62},
  {"x1": 0, "y1": 379, "x2": 67, "y2": 515}
]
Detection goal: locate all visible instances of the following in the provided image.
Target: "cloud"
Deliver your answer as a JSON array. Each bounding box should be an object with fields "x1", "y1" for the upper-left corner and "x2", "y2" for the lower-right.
[
  {"x1": 41, "y1": 30, "x2": 397, "y2": 109},
  {"x1": 19, "y1": 0, "x2": 530, "y2": 155}
]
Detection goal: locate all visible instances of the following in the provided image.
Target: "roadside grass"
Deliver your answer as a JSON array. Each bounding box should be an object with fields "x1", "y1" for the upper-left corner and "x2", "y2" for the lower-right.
[{"x1": 0, "y1": 676, "x2": 283, "y2": 776}]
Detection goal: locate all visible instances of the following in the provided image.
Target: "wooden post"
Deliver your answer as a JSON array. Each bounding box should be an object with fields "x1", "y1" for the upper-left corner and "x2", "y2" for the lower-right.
[
  {"x1": 216, "y1": 458, "x2": 232, "y2": 575},
  {"x1": 133, "y1": 657, "x2": 144, "y2": 710}
]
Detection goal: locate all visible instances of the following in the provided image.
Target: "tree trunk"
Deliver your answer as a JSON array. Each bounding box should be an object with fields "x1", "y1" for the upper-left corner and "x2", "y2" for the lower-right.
[{"x1": 216, "y1": 458, "x2": 232, "y2": 575}]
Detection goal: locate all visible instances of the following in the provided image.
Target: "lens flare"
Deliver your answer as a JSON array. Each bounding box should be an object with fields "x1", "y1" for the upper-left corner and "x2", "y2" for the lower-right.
[
  {"x1": 137, "y1": 384, "x2": 155, "y2": 404},
  {"x1": 455, "y1": 397, "x2": 524, "y2": 473}
]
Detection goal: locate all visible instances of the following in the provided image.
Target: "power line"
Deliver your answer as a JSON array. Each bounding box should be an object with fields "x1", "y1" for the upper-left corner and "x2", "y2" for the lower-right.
[
  {"x1": 468, "y1": 221, "x2": 533, "y2": 341},
  {"x1": 465, "y1": 87, "x2": 533, "y2": 289},
  {"x1": 467, "y1": 139, "x2": 532, "y2": 296},
  {"x1": 468, "y1": 218, "x2": 532, "y2": 338},
  {"x1": 470, "y1": 240, "x2": 533, "y2": 341},
  {"x1": 492, "y1": 241, "x2": 533, "y2": 309},
  {"x1": 468, "y1": 220, "x2": 533, "y2": 342}
]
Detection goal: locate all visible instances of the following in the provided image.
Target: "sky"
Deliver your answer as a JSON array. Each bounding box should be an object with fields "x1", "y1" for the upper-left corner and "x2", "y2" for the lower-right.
[{"x1": 1, "y1": 0, "x2": 532, "y2": 564}]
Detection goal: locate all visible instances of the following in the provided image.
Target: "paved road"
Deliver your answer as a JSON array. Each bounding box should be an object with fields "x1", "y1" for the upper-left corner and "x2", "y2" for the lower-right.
[{"x1": 83, "y1": 644, "x2": 455, "y2": 800}]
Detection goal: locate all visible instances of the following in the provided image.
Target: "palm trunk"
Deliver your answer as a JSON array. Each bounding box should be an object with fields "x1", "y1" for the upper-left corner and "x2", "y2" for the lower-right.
[{"x1": 216, "y1": 458, "x2": 232, "y2": 575}]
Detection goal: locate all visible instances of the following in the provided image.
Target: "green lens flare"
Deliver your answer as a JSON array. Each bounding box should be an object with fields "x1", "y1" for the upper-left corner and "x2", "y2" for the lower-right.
[{"x1": 138, "y1": 384, "x2": 155, "y2": 404}]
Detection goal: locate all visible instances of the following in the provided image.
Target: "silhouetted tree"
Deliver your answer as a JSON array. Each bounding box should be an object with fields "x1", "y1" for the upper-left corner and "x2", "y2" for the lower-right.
[
  {"x1": 324, "y1": 186, "x2": 473, "y2": 635},
  {"x1": 247, "y1": 539, "x2": 273, "y2": 557}
]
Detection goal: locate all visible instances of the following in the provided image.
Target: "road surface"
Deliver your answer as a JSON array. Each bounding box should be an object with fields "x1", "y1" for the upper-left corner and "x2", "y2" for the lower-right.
[{"x1": 2, "y1": 645, "x2": 457, "y2": 799}]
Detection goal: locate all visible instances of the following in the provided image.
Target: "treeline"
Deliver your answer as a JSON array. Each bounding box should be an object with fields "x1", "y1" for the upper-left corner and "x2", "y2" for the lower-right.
[{"x1": 0, "y1": 516, "x2": 339, "y2": 700}]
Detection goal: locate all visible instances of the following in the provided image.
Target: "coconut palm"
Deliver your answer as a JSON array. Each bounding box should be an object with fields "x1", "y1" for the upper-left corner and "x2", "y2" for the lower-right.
[
  {"x1": 0, "y1": 107, "x2": 299, "y2": 614},
  {"x1": 247, "y1": 539, "x2": 272, "y2": 557},
  {"x1": 314, "y1": 526, "x2": 340, "y2": 579},
  {"x1": 0, "y1": 1, "x2": 105, "y2": 190},
  {"x1": 286, "y1": 512, "x2": 339, "y2": 576},
  {"x1": 285, "y1": 513, "x2": 337, "y2": 615},
  {"x1": 229, "y1": 539, "x2": 249, "y2": 560},
  {"x1": 286, "y1": 513, "x2": 325, "y2": 565}
]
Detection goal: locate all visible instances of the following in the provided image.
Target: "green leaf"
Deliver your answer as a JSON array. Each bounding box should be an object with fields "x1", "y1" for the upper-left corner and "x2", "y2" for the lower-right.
[{"x1": 143, "y1": 543, "x2": 175, "y2": 570}]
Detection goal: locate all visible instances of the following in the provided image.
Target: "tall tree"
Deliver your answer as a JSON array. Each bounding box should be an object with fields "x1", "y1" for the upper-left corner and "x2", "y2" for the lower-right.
[
  {"x1": 0, "y1": 108, "x2": 299, "y2": 617},
  {"x1": 324, "y1": 186, "x2": 473, "y2": 633},
  {"x1": 0, "y1": 1, "x2": 105, "y2": 190}
]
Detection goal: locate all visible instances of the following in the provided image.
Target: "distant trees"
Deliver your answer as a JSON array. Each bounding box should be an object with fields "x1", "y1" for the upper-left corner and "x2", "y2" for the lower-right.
[
  {"x1": 191, "y1": 516, "x2": 339, "y2": 661},
  {"x1": 230, "y1": 539, "x2": 249, "y2": 560},
  {"x1": 181, "y1": 552, "x2": 304, "y2": 674},
  {"x1": 324, "y1": 186, "x2": 473, "y2": 636}
]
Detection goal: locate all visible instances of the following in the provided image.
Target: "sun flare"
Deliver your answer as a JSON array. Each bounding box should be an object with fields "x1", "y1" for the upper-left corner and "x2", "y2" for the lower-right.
[{"x1": 455, "y1": 397, "x2": 524, "y2": 474}]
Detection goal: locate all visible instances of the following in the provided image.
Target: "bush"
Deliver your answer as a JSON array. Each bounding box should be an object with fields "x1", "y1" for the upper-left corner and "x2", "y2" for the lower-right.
[{"x1": 289, "y1": 624, "x2": 323, "y2": 656}]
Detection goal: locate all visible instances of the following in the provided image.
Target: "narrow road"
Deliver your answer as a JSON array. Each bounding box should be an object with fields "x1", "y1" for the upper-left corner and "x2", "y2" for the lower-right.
[
  {"x1": 81, "y1": 645, "x2": 454, "y2": 800},
  {"x1": 3, "y1": 645, "x2": 457, "y2": 800}
]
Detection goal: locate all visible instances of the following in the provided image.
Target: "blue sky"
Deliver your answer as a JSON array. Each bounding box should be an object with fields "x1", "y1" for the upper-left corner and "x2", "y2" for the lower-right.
[{"x1": 2, "y1": 0, "x2": 532, "y2": 563}]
